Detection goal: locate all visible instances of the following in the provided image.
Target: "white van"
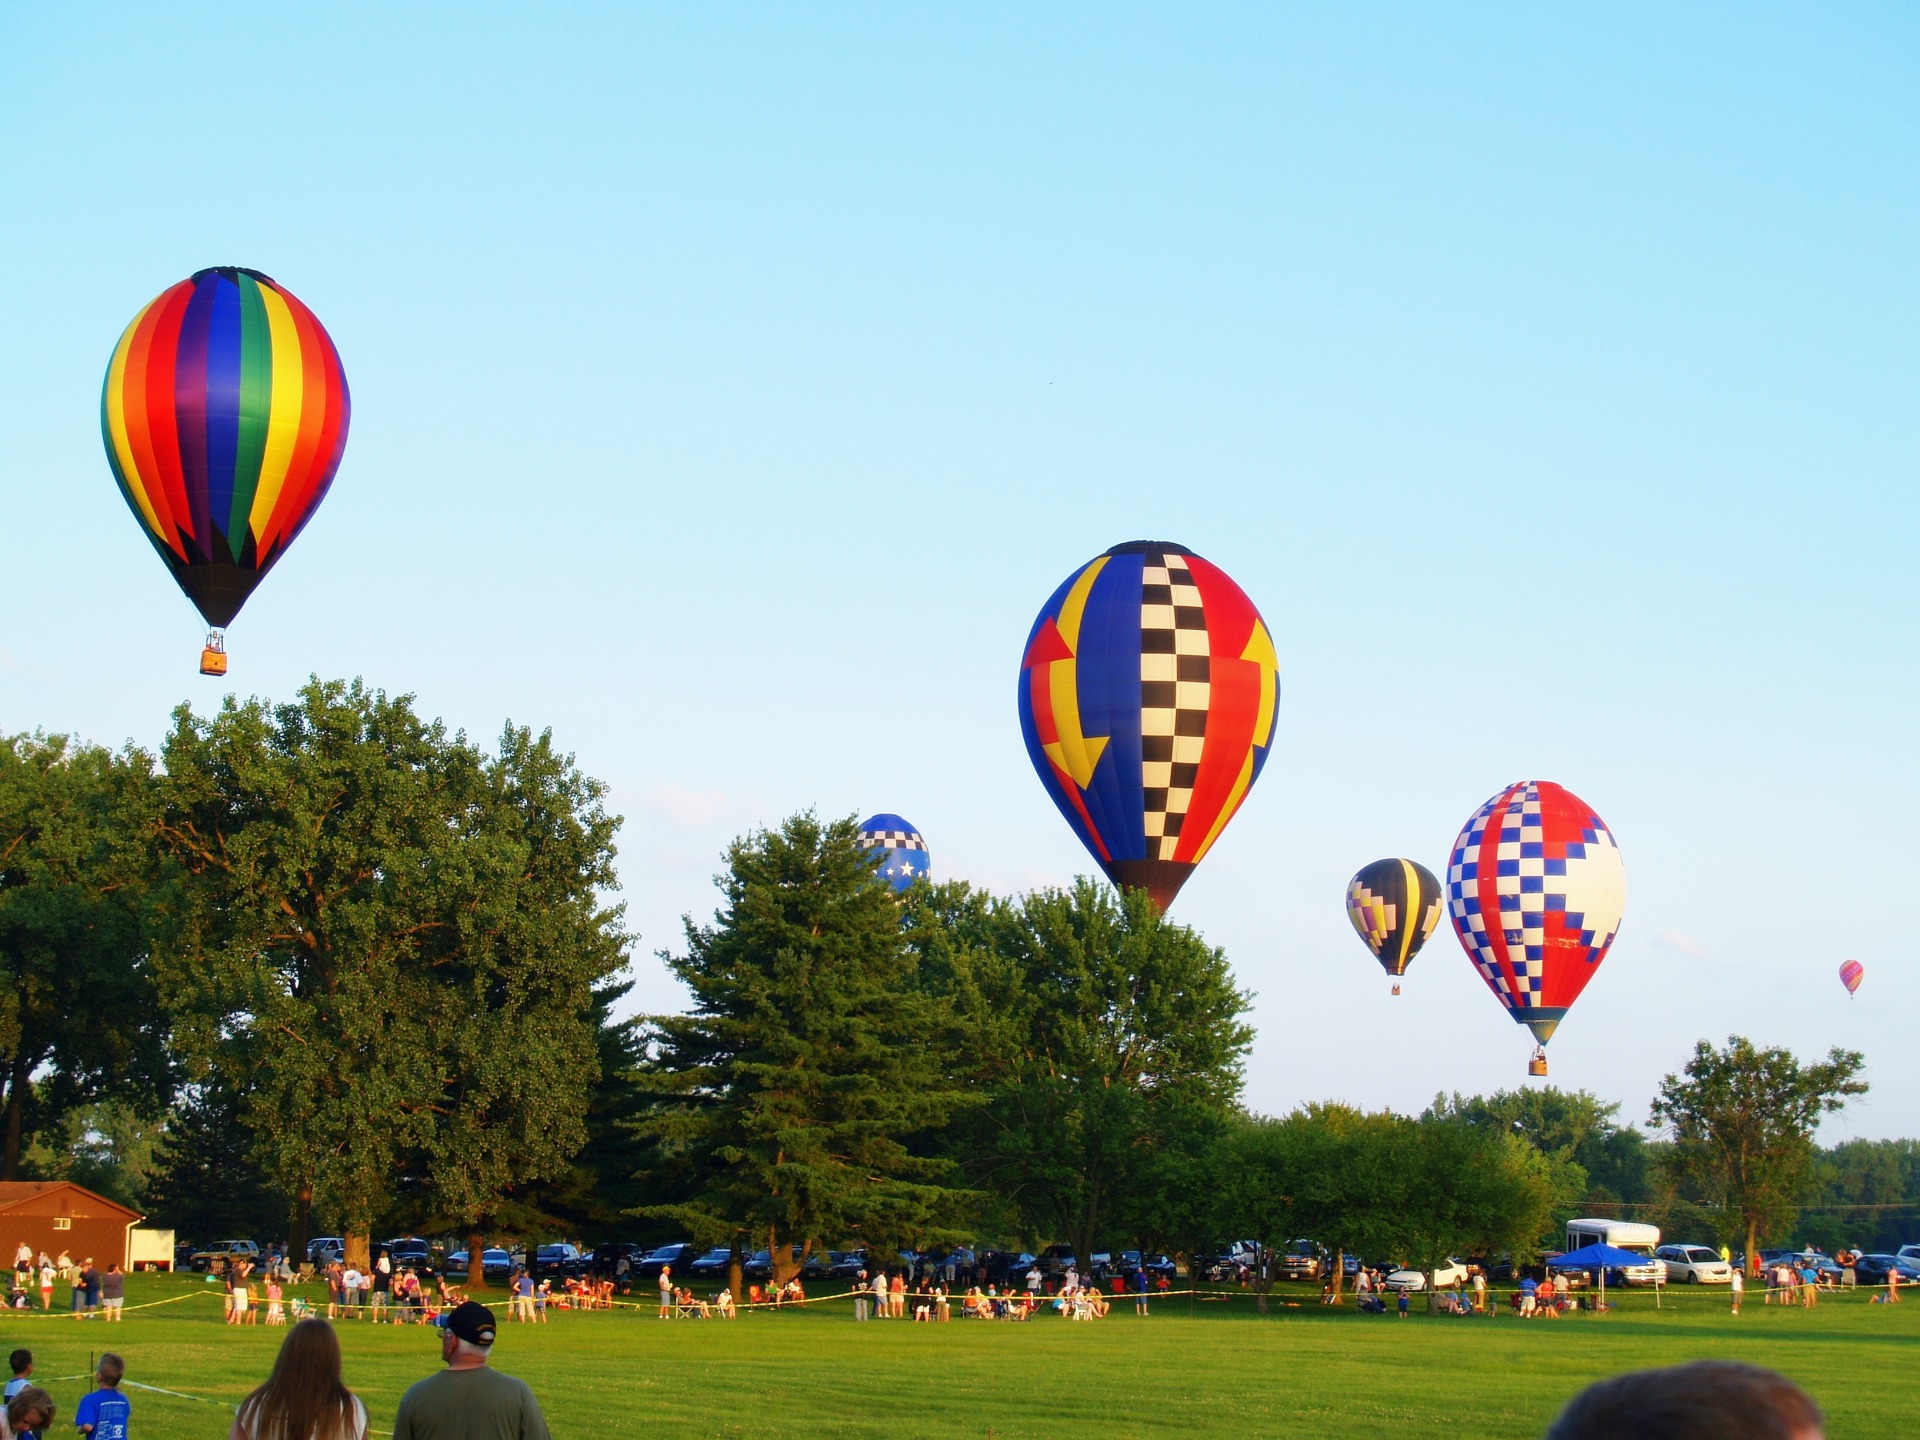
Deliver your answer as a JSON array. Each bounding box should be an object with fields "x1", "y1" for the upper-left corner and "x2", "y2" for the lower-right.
[{"x1": 1565, "y1": 1219, "x2": 1666, "y2": 1285}]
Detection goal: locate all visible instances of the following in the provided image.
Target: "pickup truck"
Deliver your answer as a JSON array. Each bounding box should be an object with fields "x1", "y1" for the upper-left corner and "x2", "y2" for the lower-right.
[{"x1": 190, "y1": 1240, "x2": 262, "y2": 1273}]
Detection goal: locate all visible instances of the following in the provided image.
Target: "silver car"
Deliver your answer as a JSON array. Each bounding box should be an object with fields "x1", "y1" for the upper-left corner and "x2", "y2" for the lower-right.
[{"x1": 1654, "y1": 1243, "x2": 1732, "y2": 1284}]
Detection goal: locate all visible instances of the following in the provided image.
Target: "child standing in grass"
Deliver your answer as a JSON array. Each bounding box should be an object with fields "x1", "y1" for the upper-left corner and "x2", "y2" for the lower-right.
[
  {"x1": 266, "y1": 1277, "x2": 285, "y2": 1326},
  {"x1": 73, "y1": 1354, "x2": 129, "y2": 1440}
]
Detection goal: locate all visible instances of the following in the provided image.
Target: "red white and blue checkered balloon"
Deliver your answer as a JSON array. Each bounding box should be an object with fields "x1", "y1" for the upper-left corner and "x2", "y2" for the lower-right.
[{"x1": 1446, "y1": 780, "x2": 1624, "y2": 1052}]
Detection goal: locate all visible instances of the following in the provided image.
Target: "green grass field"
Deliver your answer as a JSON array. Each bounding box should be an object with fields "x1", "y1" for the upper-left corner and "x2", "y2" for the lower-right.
[{"x1": 5, "y1": 1274, "x2": 1915, "y2": 1438}]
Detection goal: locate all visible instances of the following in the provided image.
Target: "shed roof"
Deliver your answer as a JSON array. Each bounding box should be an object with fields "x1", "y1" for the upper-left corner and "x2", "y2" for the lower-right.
[{"x1": 0, "y1": 1181, "x2": 143, "y2": 1220}]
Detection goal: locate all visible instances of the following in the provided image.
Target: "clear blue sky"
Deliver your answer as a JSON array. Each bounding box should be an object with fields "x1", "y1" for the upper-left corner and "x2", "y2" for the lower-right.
[{"x1": 4, "y1": 3, "x2": 1916, "y2": 1139}]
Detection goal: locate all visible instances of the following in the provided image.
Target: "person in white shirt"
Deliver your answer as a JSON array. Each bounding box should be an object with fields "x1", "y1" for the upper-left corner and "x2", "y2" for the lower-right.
[
  {"x1": 1025, "y1": 1267, "x2": 1042, "y2": 1298},
  {"x1": 870, "y1": 1270, "x2": 889, "y2": 1318},
  {"x1": 341, "y1": 1267, "x2": 364, "y2": 1320},
  {"x1": 1730, "y1": 1266, "x2": 1744, "y2": 1315}
]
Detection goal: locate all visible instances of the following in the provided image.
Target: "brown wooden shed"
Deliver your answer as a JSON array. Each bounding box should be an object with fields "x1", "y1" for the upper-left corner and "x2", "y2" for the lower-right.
[{"x1": 0, "y1": 1182, "x2": 143, "y2": 1271}]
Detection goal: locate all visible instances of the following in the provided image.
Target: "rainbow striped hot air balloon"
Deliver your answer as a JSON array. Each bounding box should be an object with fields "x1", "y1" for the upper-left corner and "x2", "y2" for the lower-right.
[
  {"x1": 1839, "y1": 959, "x2": 1864, "y2": 997},
  {"x1": 1017, "y1": 541, "x2": 1279, "y2": 911},
  {"x1": 101, "y1": 267, "x2": 349, "y2": 673}
]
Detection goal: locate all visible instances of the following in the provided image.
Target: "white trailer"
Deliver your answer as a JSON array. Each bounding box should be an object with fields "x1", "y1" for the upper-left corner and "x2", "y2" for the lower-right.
[{"x1": 128, "y1": 1227, "x2": 175, "y2": 1271}]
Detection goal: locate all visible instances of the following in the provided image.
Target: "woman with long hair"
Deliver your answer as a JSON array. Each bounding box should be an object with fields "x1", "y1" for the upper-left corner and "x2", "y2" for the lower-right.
[{"x1": 229, "y1": 1318, "x2": 366, "y2": 1440}]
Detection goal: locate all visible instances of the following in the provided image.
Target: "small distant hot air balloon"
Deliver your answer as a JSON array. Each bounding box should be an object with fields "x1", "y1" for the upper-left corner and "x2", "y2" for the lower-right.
[
  {"x1": 857, "y1": 814, "x2": 930, "y2": 892},
  {"x1": 1017, "y1": 542, "x2": 1279, "y2": 912},
  {"x1": 1446, "y1": 781, "x2": 1625, "y2": 1076},
  {"x1": 1839, "y1": 959, "x2": 1864, "y2": 998},
  {"x1": 101, "y1": 267, "x2": 350, "y2": 674},
  {"x1": 1346, "y1": 858, "x2": 1444, "y2": 995}
]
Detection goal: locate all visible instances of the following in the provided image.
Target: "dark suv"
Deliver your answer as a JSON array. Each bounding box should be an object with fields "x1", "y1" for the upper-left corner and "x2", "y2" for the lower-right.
[{"x1": 635, "y1": 1243, "x2": 701, "y2": 1280}]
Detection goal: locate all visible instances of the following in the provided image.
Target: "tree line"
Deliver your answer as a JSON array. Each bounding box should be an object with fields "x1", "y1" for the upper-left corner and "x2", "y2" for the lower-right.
[{"x1": 0, "y1": 681, "x2": 1897, "y2": 1289}]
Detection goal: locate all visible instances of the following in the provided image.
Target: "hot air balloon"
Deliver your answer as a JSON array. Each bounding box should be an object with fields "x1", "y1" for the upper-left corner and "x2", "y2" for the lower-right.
[
  {"x1": 1839, "y1": 959, "x2": 1864, "y2": 997},
  {"x1": 1017, "y1": 541, "x2": 1279, "y2": 911},
  {"x1": 1346, "y1": 858, "x2": 1444, "y2": 994},
  {"x1": 858, "y1": 814, "x2": 931, "y2": 892},
  {"x1": 101, "y1": 267, "x2": 350, "y2": 675},
  {"x1": 1446, "y1": 781, "x2": 1624, "y2": 1076}
]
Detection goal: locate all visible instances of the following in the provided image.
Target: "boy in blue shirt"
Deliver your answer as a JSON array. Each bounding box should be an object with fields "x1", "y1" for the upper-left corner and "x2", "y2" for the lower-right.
[{"x1": 73, "y1": 1353, "x2": 128, "y2": 1440}]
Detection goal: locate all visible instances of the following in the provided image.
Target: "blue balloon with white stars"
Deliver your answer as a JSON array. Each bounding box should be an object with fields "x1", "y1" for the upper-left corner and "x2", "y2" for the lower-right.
[{"x1": 857, "y1": 813, "x2": 931, "y2": 892}]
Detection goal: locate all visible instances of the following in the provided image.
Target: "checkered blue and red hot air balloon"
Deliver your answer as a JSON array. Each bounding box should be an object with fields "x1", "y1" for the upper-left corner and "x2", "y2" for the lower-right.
[
  {"x1": 858, "y1": 814, "x2": 931, "y2": 893},
  {"x1": 1446, "y1": 781, "x2": 1625, "y2": 1075},
  {"x1": 1017, "y1": 542, "x2": 1280, "y2": 911},
  {"x1": 101, "y1": 267, "x2": 350, "y2": 674},
  {"x1": 1839, "y1": 959, "x2": 1865, "y2": 998}
]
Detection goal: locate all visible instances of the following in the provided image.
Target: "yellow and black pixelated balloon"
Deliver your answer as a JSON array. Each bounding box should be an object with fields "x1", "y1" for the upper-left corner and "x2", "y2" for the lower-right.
[{"x1": 1345, "y1": 858, "x2": 1444, "y2": 979}]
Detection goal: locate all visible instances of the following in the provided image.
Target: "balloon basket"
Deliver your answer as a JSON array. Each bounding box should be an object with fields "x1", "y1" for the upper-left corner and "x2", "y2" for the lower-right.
[
  {"x1": 199, "y1": 631, "x2": 228, "y2": 677},
  {"x1": 1527, "y1": 1048, "x2": 1549, "y2": 1078},
  {"x1": 1390, "y1": 984, "x2": 1401, "y2": 997}
]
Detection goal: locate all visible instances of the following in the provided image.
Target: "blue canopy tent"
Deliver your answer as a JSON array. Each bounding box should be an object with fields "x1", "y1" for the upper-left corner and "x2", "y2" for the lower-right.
[{"x1": 1548, "y1": 1243, "x2": 1659, "y2": 1309}]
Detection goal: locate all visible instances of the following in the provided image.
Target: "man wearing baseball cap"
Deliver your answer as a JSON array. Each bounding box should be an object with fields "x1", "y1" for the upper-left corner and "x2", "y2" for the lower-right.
[{"x1": 393, "y1": 1300, "x2": 552, "y2": 1439}]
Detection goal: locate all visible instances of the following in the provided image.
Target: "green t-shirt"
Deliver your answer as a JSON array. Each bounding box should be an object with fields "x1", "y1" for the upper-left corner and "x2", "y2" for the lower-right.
[{"x1": 392, "y1": 1366, "x2": 552, "y2": 1440}]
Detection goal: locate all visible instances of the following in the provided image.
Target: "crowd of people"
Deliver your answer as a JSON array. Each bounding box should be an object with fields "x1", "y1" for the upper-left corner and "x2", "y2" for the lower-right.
[{"x1": 6, "y1": 1244, "x2": 123, "y2": 1319}]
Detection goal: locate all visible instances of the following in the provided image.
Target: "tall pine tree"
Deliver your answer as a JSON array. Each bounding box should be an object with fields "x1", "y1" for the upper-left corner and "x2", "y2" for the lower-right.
[{"x1": 639, "y1": 813, "x2": 972, "y2": 1291}]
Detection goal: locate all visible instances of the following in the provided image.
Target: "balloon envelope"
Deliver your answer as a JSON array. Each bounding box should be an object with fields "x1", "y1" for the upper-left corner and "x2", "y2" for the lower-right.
[
  {"x1": 1347, "y1": 858, "x2": 1444, "y2": 979},
  {"x1": 1446, "y1": 781, "x2": 1625, "y2": 1047},
  {"x1": 101, "y1": 267, "x2": 350, "y2": 628},
  {"x1": 1018, "y1": 541, "x2": 1279, "y2": 910},
  {"x1": 857, "y1": 814, "x2": 931, "y2": 892},
  {"x1": 1839, "y1": 959, "x2": 1864, "y2": 996}
]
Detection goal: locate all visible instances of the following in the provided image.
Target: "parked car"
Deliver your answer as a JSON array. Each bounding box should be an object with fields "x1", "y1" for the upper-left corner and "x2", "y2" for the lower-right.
[
  {"x1": 687, "y1": 1248, "x2": 732, "y2": 1279},
  {"x1": 445, "y1": 1248, "x2": 514, "y2": 1280},
  {"x1": 1653, "y1": 1244, "x2": 1733, "y2": 1284},
  {"x1": 190, "y1": 1240, "x2": 262, "y2": 1274},
  {"x1": 383, "y1": 1237, "x2": 432, "y2": 1271},
  {"x1": 1030, "y1": 1244, "x2": 1079, "y2": 1278},
  {"x1": 1763, "y1": 1251, "x2": 1844, "y2": 1285},
  {"x1": 827, "y1": 1250, "x2": 870, "y2": 1280},
  {"x1": 634, "y1": 1243, "x2": 701, "y2": 1280},
  {"x1": 1112, "y1": 1250, "x2": 1180, "y2": 1281},
  {"x1": 307, "y1": 1237, "x2": 345, "y2": 1267},
  {"x1": 1276, "y1": 1240, "x2": 1323, "y2": 1281},
  {"x1": 1895, "y1": 1243, "x2": 1920, "y2": 1266},
  {"x1": 533, "y1": 1243, "x2": 584, "y2": 1278},
  {"x1": 589, "y1": 1242, "x2": 647, "y2": 1278},
  {"x1": 1852, "y1": 1254, "x2": 1920, "y2": 1286},
  {"x1": 1383, "y1": 1260, "x2": 1468, "y2": 1292}
]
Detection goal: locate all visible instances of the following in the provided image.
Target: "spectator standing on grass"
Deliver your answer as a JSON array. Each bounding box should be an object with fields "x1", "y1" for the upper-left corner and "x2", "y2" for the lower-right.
[
  {"x1": 1025, "y1": 1265, "x2": 1042, "y2": 1302},
  {"x1": 393, "y1": 1302, "x2": 550, "y2": 1440},
  {"x1": 100, "y1": 1264, "x2": 124, "y2": 1322},
  {"x1": 853, "y1": 1270, "x2": 869, "y2": 1322},
  {"x1": 341, "y1": 1264, "x2": 363, "y2": 1322},
  {"x1": 370, "y1": 1256, "x2": 390, "y2": 1325},
  {"x1": 230, "y1": 1318, "x2": 367, "y2": 1440},
  {"x1": 35, "y1": 1260, "x2": 50, "y2": 1312},
  {"x1": 656, "y1": 1266, "x2": 672, "y2": 1319},
  {"x1": 1133, "y1": 1267, "x2": 1149, "y2": 1316},
  {"x1": 73, "y1": 1354, "x2": 128, "y2": 1440},
  {"x1": 1730, "y1": 1265, "x2": 1743, "y2": 1315},
  {"x1": 871, "y1": 1269, "x2": 888, "y2": 1319},
  {"x1": 81, "y1": 1260, "x2": 100, "y2": 1317}
]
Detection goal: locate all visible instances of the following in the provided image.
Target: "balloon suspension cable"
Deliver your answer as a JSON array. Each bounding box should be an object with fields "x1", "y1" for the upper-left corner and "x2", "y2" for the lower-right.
[
  {"x1": 199, "y1": 629, "x2": 228, "y2": 678},
  {"x1": 1527, "y1": 1046, "x2": 1550, "y2": 1078}
]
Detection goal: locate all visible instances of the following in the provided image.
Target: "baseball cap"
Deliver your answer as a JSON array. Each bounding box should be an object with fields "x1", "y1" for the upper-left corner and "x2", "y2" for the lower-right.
[{"x1": 447, "y1": 1301, "x2": 497, "y2": 1346}]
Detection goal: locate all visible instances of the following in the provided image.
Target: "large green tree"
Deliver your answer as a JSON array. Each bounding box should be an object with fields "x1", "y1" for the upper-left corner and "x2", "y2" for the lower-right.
[
  {"x1": 151, "y1": 681, "x2": 625, "y2": 1282},
  {"x1": 406, "y1": 723, "x2": 627, "y2": 1283},
  {"x1": 952, "y1": 880, "x2": 1252, "y2": 1270},
  {"x1": 0, "y1": 733, "x2": 170, "y2": 1178},
  {"x1": 1650, "y1": 1036, "x2": 1867, "y2": 1273},
  {"x1": 640, "y1": 813, "x2": 972, "y2": 1294}
]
